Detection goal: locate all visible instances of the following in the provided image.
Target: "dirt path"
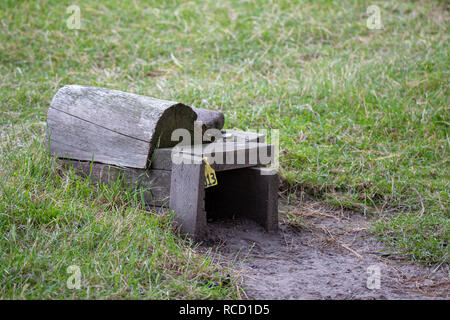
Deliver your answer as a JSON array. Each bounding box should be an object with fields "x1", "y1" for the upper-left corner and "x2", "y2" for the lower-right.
[{"x1": 201, "y1": 200, "x2": 449, "y2": 300}]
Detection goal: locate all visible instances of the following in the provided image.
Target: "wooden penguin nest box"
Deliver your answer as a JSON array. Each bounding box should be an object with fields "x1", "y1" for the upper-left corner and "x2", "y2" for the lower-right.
[{"x1": 47, "y1": 85, "x2": 278, "y2": 238}]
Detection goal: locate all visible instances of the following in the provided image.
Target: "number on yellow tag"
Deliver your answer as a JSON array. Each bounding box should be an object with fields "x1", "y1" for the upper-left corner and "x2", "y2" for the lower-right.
[{"x1": 203, "y1": 157, "x2": 218, "y2": 188}]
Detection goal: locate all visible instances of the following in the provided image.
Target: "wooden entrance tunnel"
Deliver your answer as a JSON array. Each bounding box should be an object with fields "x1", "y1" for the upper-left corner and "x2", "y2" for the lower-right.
[{"x1": 47, "y1": 85, "x2": 278, "y2": 238}]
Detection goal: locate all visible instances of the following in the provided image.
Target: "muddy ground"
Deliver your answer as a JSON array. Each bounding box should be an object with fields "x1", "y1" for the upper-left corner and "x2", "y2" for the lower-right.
[{"x1": 200, "y1": 200, "x2": 449, "y2": 300}]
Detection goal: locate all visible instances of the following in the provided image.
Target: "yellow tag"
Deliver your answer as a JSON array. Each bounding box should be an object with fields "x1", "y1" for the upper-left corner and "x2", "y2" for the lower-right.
[{"x1": 203, "y1": 157, "x2": 218, "y2": 188}]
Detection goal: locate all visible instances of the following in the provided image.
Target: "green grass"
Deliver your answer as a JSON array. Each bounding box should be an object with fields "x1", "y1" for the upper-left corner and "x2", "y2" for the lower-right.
[
  {"x1": 0, "y1": 124, "x2": 240, "y2": 298},
  {"x1": 0, "y1": 0, "x2": 448, "y2": 298}
]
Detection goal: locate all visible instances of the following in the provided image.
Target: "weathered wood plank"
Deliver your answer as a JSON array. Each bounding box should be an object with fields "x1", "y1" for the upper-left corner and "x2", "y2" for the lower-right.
[
  {"x1": 48, "y1": 108, "x2": 151, "y2": 168},
  {"x1": 59, "y1": 159, "x2": 171, "y2": 207},
  {"x1": 169, "y1": 153, "x2": 207, "y2": 238},
  {"x1": 150, "y1": 142, "x2": 273, "y2": 171},
  {"x1": 221, "y1": 129, "x2": 266, "y2": 143}
]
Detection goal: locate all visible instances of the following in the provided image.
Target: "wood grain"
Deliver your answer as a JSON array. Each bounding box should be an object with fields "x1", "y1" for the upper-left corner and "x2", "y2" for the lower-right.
[{"x1": 47, "y1": 85, "x2": 198, "y2": 168}]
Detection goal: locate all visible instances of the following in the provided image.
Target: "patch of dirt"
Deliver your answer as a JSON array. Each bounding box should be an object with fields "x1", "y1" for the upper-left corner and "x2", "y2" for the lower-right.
[{"x1": 200, "y1": 200, "x2": 449, "y2": 300}]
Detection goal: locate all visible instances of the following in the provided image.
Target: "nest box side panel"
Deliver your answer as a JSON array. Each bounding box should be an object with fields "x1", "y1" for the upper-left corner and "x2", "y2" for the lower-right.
[
  {"x1": 46, "y1": 85, "x2": 197, "y2": 168},
  {"x1": 59, "y1": 159, "x2": 171, "y2": 207}
]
